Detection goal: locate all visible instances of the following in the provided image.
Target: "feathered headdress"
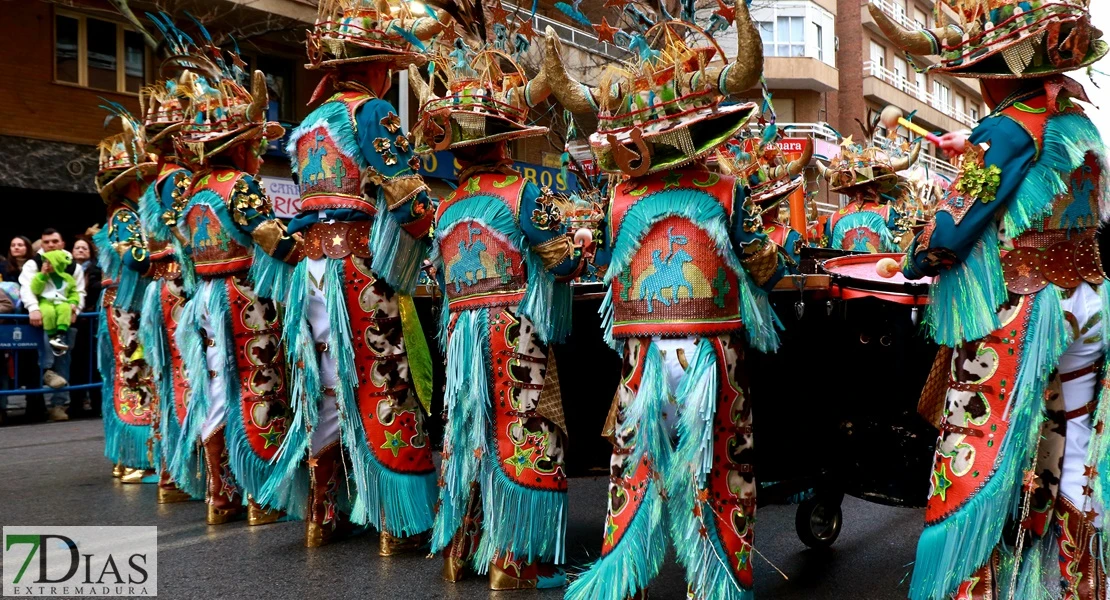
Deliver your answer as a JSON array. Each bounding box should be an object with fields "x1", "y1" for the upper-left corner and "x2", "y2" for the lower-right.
[
  {"x1": 96, "y1": 101, "x2": 156, "y2": 201},
  {"x1": 305, "y1": 0, "x2": 450, "y2": 70}
]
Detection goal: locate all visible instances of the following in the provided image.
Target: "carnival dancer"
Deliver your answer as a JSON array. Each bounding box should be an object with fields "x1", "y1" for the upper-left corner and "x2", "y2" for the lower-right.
[
  {"x1": 167, "y1": 50, "x2": 303, "y2": 526},
  {"x1": 724, "y1": 130, "x2": 814, "y2": 270},
  {"x1": 93, "y1": 104, "x2": 159, "y2": 485},
  {"x1": 869, "y1": 1, "x2": 1110, "y2": 598},
  {"x1": 128, "y1": 71, "x2": 202, "y2": 504},
  {"x1": 263, "y1": 0, "x2": 447, "y2": 549},
  {"x1": 818, "y1": 132, "x2": 919, "y2": 254},
  {"x1": 542, "y1": 4, "x2": 789, "y2": 597},
  {"x1": 407, "y1": 41, "x2": 588, "y2": 588}
]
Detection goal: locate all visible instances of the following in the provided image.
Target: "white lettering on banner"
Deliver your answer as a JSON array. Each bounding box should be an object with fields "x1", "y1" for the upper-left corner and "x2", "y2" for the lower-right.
[{"x1": 265, "y1": 177, "x2": 301, "y2": 219}]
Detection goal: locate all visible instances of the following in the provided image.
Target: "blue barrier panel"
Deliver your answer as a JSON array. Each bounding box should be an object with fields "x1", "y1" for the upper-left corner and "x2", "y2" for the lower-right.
[{"x1": 0, "y1": 312, "x2": 101, "y2": 399}]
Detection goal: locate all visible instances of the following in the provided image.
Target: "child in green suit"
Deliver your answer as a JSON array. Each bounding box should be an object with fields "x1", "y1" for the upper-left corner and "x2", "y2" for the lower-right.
[{"x1": 31, "y1": 250, "x2": 80, "y2": 355}]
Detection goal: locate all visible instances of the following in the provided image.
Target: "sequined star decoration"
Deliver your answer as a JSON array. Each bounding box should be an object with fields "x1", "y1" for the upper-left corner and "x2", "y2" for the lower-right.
[
  {"x1": 840, "y1": 135, "x2": 855, "y2": 148},
  {"x1": 488, "y1": 4, "x2": 511, "y2": 27},
  {"x1": 381, "y1": 429, "x2": 409, "y2": 458},
  {"x1": 594, "y1": 17, "x2": 620, "y2": 45},
  {"x1": 713, "y1": 0, "x2": 736, "y2": 23},
  {"x1": 516, "y1": 17, "x2": 537, "y2": 42}
]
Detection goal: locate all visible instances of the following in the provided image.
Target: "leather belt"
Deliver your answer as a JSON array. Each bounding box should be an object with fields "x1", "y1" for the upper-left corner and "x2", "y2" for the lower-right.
[
  {"x1": 1003, "y1": 229, "x2": 1104, "y2": 294},
  {"x1": 1064, "y1": 400, "x2": 1098, "y2": 420},
  {"x1": 147, "y1": 257, "x2": 181, "y2": 280},
  {"x1": 1060, "y1": 363, "x2": 1099, "y2": 383},
  {"x1": 949, "y1": 381, "x2": 994, "y2": 394},
  {"x1": 303, "y1": 221, "x2": 372, "y2": 261}
]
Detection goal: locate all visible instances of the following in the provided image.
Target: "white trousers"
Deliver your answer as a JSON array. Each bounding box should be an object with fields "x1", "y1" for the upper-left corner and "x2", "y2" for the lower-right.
[
  {"x1": 1057, "y1": 283, "x2": 1105, "y2": 521},
  {"x1": 199, "y1": 283, "x2": 229, "y2": 441},
  {"x1": 306, "y1": 257, "x2": 341, "y2": 455}
]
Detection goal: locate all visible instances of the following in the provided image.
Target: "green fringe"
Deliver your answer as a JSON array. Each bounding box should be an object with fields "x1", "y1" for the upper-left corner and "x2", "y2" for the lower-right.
[
  {"x1": 138, "y1": 280, "x2": 204, "y2": 496},
  {"x1": 923, "y1": 225, "x2": 1007, "y2": 347},
  {"x1": 996, "y1": 528, "x2": 1058, "y2": 600},
  {"x1": 168, "y1": 280, "x2": 218, "y2": 494},
  {"x1": 138, "y1": 174, "x2": 178, "y2": 246},
  {"x1": 434, "y1": 197, "x2": 571, "y2": 344},
  {"x1": 99, "y1": 304, "x2": 156, "y2": 470},
  {"x1": 93, "y1": 226, "x2": 121, "y2": 283},
  {"x1": 910, "y1": 286, "x2": 1069, "y2": 600},
  {"x1": 286, "y1": 100, "x2": 369, "y2": 171},
  {"x1": 828, "y1": 210, "x2": 897, "y2": 253},
  {"x1": 666, "y1": 340, "x2": 751, "y2": 600},
  {"x1": 565, "y1": 480, "x2": 667, "y2": 600},
  {"x1": 430, "y1": 308, "x2": 493, "y2": 553},
  {"x1": 261, "y1": 259, "x2": 315, "y2": 510},
  {"x1": 1002, "y1": 113, "x2": 1105, "y2": 238},
  {"x1": 471, "y1": 450, "x2": 568, "y2": 571},
  {"x1": 599, "y1": 189, "x2": 777, "y2": 351},
  {"x1": 1084, "y1": 283, "x2": 1110, "y2": 572},
  {"x1": 624, "y1": 342, "x2": 673, "y2": 476},
  {"x1": 248, "y1": 244, "x2": 294, "y2": 302},
  {"x1": 567, "y1": 342, "x2": 671, "y2": 600},
  {"x1": 218, "y1": 278, "x2": 306, "y2": 519},
  {"x1": 370, "y1": 197, "x2": 429, "y2": 294}
]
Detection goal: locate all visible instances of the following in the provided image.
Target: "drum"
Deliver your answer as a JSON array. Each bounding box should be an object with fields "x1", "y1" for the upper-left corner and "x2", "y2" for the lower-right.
[{"x1": 821, "y1": 253, "x2": 932, "y2": 305}]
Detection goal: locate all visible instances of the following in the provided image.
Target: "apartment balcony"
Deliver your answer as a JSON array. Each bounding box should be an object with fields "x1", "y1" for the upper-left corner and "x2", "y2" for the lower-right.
[
  {"x1": 862, "y1": 61, "x2": 977, "y2": 132},
  {"x1": 765, "y1": 56, "x2": 839, "y2": 92}
]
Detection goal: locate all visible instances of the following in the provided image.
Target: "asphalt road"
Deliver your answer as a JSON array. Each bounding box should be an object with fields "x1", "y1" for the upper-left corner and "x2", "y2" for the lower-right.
[{"x1": 1, "y1": 419, "x2": 926, "y2": 599}]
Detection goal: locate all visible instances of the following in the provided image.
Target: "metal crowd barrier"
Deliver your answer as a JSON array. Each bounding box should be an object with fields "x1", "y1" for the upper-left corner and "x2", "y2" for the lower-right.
[{"x1": 0, "y1": 312, "x2": 101, "y2": 398}]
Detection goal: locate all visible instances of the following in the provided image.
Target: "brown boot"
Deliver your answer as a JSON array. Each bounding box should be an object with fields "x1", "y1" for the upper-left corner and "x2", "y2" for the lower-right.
[
  {"x1": 305, "y1": 442, "x2": 350, "y2": 547},
  {"x1": 488, "y1": 554, "x2": 567, "y2": 591},
  {"x1": 442, "y1": 483, "x2": 484, "y2": 582},
  {"x1": 157, "y1": 470, "x2": 193, "y2": 504},
  {"x1": 247, "y1": 496, "x2": 284, "y2": 526},
  {"x1": 202, "y1": 427, "x2": 245, "y2": 525},
  {"x1": 1057, "y1": 496, "x2": 1105, "y2": 600}
]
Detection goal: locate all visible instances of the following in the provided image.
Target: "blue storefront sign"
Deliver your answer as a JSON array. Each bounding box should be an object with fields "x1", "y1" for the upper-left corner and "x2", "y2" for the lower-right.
[
  {"x1": 416, "y1": 151, "x2": 580, "y2": 193},
  {"x1": 0, "y1": 323, "x2": 41, "y2": 350}
]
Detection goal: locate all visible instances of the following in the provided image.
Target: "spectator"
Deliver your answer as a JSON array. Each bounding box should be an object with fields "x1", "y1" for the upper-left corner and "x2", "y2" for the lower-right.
[
  {"x1": 2, "y1": 236, "x2": 33, "y2": 283},
  {"x1": 31, "y1": 239, "x2": 42, "y2": 255},
  {"x1": 19, "y1": 228, "x2": 85, "y2": 422},
  {"x1": 72, "y1": 236, "x2": 102, "y2": 307}
]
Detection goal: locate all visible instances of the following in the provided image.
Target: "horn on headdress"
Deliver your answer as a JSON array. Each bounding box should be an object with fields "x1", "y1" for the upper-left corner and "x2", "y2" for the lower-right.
[
  {"x1": 407, "y1": 64, "x2": 433, "y2": 107},
  {"x1": 247, "y1": 69, "x2": 268, "y2": 122},
  {"x1": 890, "y1": 142, "x2": 921, "y2": 172},
  {"x1": 411, "y1": 9, "x2": 451, "y2": 40},
  {"x1": 542, "y1": 27, "x2": 602, "y2": 114},
  {"x1": 817, "y1": 161, "x2": 833, "y2": 182},
  {"x1": 702, "y1": 0, "x2": 764, "y2": 96},
  {"x1": 867, "y1": 4, "x2": 963, "y2": 55},
  {"x1": 774, "y1": 138, "x2": 814, "y2": 178}
]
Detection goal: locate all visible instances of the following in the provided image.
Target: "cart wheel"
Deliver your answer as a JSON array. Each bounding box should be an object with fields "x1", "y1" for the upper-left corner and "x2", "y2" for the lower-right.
[{"x1": 795, "y1": 497, "x2": 842, "y2": 549}]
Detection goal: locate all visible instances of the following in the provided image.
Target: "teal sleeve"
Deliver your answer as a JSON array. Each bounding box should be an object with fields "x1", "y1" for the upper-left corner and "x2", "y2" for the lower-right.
[
  {"x1": 730, "y1": 183, "x2": 789, "y2": 291},
  {"x1": 233, "y1": 175, "x2": 299, "y2": 260},
  {"x1": 116, "y1": 208, "x2": 150, "y2": 274},
  {"x1": 519, "y1": 181, "x2": 581, "y2": 277},
  {"x1": 782, "y1": 228, "x2": 803, "y2": 273},
  {"x1": 356, "y1": 99, "x2": 433, "y2": 234},
  {"x1": 903, "y1": 116, "x2": 1036, "y2": 279}
]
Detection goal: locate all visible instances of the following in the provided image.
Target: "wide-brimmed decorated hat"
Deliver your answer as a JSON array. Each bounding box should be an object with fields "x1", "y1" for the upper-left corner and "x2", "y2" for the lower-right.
[
  {"x1": 818, "y1": 135, "x2": 921, "y2": 196},
  {"x1": 139, "y1": 79, "x2": 186, "y2": 147},
  {"x1": 306, "y1": 0, "x2": 448, "y2": 70},
  {"x1": 543, "y1": 1, "x2": 763, "y2": 177},
  {"x1": 722, "y1": 129, "x2": 814, "y2": 210},
  {"x1": 96, "y1": 103, "x2": 157, "y2": 202},
  {"x1": 408, "y1": 47, "x2": 551, "y2": 153},
  {"x1": 173, "y1": 66, "x2": 285, "y2": 163},
  {"x1": 869, "y1": 0, "x2": 1106, "y2": 79}
]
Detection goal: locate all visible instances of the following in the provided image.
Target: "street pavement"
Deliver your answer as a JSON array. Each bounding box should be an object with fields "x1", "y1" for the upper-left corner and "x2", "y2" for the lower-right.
[{"x1": 1, "y1": 419, "x2": 925, "y2": 599}]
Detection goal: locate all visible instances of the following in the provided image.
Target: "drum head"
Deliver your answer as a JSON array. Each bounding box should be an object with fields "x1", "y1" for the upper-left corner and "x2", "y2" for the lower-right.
[{"x1": 821, "y1": 253, "x2": 932, "y2": 305}]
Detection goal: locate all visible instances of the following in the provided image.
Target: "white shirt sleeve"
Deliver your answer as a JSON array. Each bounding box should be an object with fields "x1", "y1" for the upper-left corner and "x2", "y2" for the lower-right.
[
  {"x1": 18, "y1": 259, "x2": 39, "y2": 313},
  {"x1": 73, "y1": 263, "x2": 87, "y2": 312}
]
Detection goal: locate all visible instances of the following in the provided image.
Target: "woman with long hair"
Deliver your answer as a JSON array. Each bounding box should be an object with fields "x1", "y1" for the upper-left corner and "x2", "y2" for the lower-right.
[{"x1": 2, "y1": 236, "x2": 32, "y2": 283}]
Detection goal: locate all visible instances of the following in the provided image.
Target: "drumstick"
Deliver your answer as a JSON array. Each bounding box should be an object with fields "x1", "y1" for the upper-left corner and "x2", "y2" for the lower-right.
[
  {"x1": 876, "y1": 257, "x2": 900, "y2": 279},
  {"x1": 880, "y1": 106, "x2": 943, "y2": 146}
]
